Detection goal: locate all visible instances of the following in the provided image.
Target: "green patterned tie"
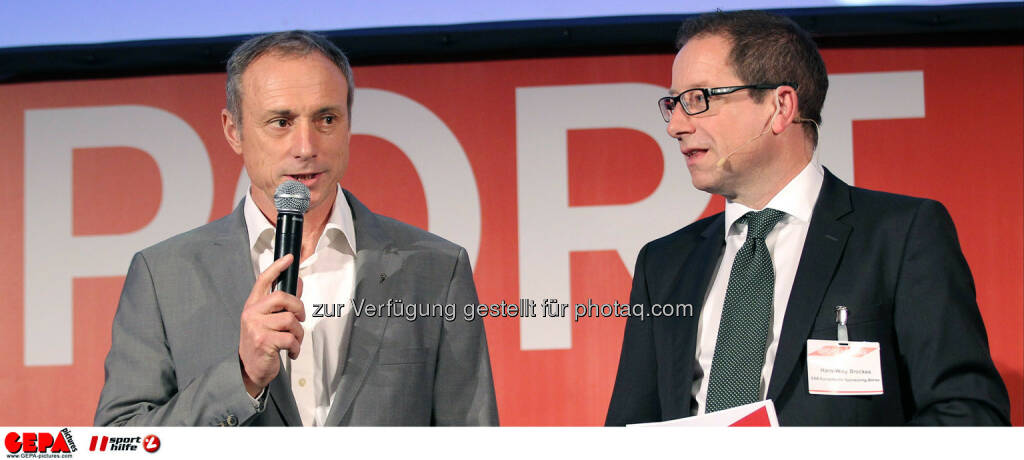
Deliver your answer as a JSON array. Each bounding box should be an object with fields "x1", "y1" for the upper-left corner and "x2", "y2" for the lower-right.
[{"x1": 705, "y1": 208, "x2": 786, "y2": 413}]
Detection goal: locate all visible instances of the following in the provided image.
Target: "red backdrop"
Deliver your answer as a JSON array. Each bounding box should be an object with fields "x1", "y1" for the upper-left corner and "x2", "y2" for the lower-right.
[{"x1": 0, "y1": 46, "x2": 1021, "y2": 425}]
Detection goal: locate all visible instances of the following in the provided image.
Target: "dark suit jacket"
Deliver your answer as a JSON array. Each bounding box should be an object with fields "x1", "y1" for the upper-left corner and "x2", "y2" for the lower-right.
[
  {"x1": 606, "y1": 169, "x2": 1010, "y2": 426},
  {"x1": 95, "y1": 190, "x2": 498, "y2": 426}
]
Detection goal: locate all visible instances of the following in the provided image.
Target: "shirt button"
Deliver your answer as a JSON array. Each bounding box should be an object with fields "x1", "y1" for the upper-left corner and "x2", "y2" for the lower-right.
[
  {"x1": 226, "y1": 414, "x2": 238, "y2": 426},
  {"x1": 298, "y1": 378, "x2": 307, "y2": 387}
]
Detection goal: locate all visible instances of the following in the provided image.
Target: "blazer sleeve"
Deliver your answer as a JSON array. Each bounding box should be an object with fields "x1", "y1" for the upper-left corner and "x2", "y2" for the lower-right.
[
  {"x1": 94, "y1": 252, "x2": 261, "y2": 426},
  {"x1": 431, "y1": 247, "x2": 500, "y2": 426},
  {"x1": 605, "y1": 243, "x2": 662, "y2": 425},
  {"x1": 894, "y1": 200, "x2": 1010, "y2": 425}
]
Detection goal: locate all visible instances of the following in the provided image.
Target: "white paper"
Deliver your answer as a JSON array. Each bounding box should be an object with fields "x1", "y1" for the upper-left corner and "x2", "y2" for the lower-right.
[{"x1": 627, "y1": 400, "x2": 779, "y2": 427}]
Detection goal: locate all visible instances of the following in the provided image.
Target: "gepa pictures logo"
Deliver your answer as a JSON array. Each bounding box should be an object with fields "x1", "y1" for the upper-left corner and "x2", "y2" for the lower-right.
[{"x1": 5, "y1": 428, "x2": 77, "y2": 455}]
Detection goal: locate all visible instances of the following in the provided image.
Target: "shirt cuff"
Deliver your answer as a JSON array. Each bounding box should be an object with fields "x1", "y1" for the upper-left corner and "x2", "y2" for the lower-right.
[{"x1": 249, "y1": 387, "x2": 268, "y2": 413}]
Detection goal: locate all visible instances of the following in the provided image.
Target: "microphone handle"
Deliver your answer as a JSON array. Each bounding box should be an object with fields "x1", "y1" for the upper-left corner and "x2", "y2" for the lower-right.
[{"x1": 273, "y1": 212, "x2": 304, "y2": 295}]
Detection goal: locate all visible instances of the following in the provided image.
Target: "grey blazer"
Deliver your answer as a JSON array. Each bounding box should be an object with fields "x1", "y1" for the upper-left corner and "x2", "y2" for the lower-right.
[{"x1": 94, "y1": 190, "x2": 498, "y2": 426}]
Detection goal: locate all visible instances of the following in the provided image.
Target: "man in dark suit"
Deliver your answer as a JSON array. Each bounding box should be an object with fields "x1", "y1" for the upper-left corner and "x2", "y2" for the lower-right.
[
  {"x1": 95, "y1": 31, "x2": 498, "y2": 426},
  {"x1": 606, "y1": 11, "x2": 1009, "y2": 426}
]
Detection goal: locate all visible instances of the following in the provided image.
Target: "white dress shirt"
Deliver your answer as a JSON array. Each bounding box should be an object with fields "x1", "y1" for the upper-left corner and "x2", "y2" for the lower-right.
[
  {"x1": 691, "y1": 161, "x2": 824, "y2": 415},
  {"x1": 244, "y1": 184, "x2": 357, "y2": 426}
]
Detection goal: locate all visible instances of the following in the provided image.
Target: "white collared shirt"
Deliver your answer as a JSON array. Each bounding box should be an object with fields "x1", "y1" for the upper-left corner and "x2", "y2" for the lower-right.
[
  {"x1": 243, "y1": 184, "x2": 356, "y2": 426},
  {"x1": 691, "y1": 161, "x2": 824, "y2": 415}
]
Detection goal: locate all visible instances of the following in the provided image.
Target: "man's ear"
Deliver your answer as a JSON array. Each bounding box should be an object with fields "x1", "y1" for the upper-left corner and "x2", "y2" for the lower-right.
[
  {"x1": 772, "y1": 85, "x2": 800, "y2": 135},
  {"x1": 222, "y1": 109, "x2": 243, "y2": 155}
]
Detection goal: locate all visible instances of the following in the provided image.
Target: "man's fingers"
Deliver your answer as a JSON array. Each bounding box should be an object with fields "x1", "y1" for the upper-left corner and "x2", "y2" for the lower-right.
[
  {"x1": 270, "y1": 331, "x2": 301, "y2": 360},
  {"x1": 241, "y1": 254, "x2": 305, "y2": 360},
  {"x1": 247, "y1": 290, "x2": 306, "y2": 319},
  {"x1": 266, "y1": 311, "x2": 304, "y2": 346},
  {"x1": 277, "y1": 292, "x2": 306, "y2": 322},
  {"x1": 248, "y1": 254, "x2": 295, "y2": 302}
]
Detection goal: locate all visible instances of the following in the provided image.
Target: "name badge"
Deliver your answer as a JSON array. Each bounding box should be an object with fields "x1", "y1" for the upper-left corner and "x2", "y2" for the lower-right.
[{"x1": 806, "y1": 339, "x2": 884, "y2": 396}]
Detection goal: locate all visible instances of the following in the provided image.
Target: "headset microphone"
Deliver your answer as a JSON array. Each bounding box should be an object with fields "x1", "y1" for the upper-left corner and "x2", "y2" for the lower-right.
[{"x1": 716, "y1": 90, "x2": 781, "y2": 169}]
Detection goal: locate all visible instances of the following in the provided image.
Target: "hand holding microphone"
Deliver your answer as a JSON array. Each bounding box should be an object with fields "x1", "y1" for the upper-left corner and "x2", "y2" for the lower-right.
[{"x1": 238, "y1": 180, "x2": 310, "y2": 397}]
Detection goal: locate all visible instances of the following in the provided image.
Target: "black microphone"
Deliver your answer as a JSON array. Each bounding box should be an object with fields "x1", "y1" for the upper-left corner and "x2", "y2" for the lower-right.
[{"x1": 273, "y1": 180, "x2": 310, "y2": 295}]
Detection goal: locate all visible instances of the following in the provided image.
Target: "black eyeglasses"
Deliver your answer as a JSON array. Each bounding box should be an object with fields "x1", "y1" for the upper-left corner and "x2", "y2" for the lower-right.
[{"x1": 658, "y1": 82, "x2": 797, "y2": 122}]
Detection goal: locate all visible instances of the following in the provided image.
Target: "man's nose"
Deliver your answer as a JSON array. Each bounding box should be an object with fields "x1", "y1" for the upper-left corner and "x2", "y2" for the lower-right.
[
  {"x1": 292, "y1": 120, "x2": 317, "y2": 158},
  {"x1": 666, "y1": 104, "x2": 696, "y2": 139}
]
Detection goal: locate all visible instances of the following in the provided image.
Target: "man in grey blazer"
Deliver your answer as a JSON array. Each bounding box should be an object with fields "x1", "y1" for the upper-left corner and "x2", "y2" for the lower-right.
[{"x1": 94, "y1": 30, "x2": 498, "y2": 426}]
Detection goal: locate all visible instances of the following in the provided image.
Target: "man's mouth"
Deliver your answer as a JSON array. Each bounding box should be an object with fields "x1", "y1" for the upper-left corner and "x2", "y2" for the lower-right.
[
  {"x1": 287, "y1": 172, "x2": 322, "y2": 185},
  {"x1": 683, "y1": 148, "x2": 708, "y2": 160}
]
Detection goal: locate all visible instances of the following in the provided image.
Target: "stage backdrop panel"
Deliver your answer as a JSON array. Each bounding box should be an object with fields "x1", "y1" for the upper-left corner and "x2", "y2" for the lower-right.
[{"x1": 0, "y1": 46, "x2": 1021, "y2": 425}]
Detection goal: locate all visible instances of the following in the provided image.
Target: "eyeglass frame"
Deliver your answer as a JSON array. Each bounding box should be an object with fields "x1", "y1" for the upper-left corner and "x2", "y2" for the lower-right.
[{"x1": 658, "y1": 82, "x2": 798, "y2": 122}]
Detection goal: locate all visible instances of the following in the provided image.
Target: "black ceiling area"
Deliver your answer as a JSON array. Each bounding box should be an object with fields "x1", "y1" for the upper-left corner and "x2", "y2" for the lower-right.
[{"x1": 1, "y1": 2, "x2": 1021, "y2": 84}]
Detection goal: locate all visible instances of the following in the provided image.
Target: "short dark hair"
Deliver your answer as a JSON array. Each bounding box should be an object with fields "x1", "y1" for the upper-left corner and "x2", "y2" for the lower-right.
[
  {"x1": 677, "y1": 10, "x2": 828, "y2": 146},
  {"x1": 225, "y1": 30, "x2": 354, "y2": 125}
]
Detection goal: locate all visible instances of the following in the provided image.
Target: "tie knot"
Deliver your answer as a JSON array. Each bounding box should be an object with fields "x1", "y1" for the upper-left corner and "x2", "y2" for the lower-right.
[{"x1": 741, "y1": 208, "x2": 786, "y2": 239}]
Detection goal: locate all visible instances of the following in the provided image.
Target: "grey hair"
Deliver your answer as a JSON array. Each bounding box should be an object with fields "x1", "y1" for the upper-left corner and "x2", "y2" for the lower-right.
[{"x1": 225, "y1": 30, "x2": 354, "y2": 125}]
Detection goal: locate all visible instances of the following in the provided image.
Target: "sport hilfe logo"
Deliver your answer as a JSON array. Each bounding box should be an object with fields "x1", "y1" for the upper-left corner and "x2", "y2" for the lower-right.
[
  {"x1": 5, "y1": 428, "x2": 77, "y2": 454},
  {"x1": 89, "y1": 434, "x2": 160, "y2": 453}
]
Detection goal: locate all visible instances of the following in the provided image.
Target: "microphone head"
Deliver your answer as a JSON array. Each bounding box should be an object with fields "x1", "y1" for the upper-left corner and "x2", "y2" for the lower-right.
[{"x1": 274, "y1": 180, "x2": 310, "y2": 214}]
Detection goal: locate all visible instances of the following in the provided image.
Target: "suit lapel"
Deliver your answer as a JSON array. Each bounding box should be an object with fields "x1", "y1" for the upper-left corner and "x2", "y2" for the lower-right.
[
  {"x1": 211, "y1": 200, "x2": 303, "y2": 426},
  {"x1": 325, "y1": 190, "x2": 401, "y2": 425},
  {"x1": 766, "y1": 169, "x2": 853, "y2": 400},
  {"x1": 660, "y1": 214, "x2": 724, "y2": 419},
  {"x1": 209, "y1": 202, "x2": 256, "y2": 321}
]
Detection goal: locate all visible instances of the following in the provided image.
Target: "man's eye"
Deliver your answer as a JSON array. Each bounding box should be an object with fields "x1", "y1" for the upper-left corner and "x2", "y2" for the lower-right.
[
  {"x1": 322, "y1": 115, "x2": 335, "y2": 125},
  {"x1": 272, "y1": 119, "x2": 289, "y2": 128}
]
